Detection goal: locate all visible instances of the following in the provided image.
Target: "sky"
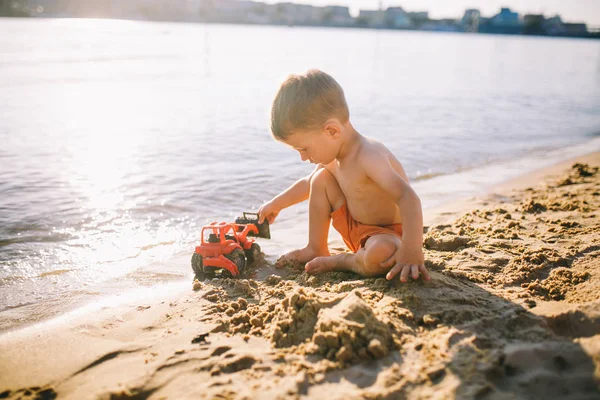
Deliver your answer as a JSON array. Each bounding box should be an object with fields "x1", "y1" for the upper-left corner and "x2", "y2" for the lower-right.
[{"x1": 266, "y1": 0, "x2": 600, "y2": 26}]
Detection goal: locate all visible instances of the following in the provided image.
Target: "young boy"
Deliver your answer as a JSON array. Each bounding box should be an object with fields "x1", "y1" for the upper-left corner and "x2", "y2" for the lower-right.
[{"x1": 258, "y1": 70, "x2": 431, "y2": 283}]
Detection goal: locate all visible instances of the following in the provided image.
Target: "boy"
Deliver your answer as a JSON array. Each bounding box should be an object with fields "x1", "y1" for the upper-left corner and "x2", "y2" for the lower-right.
[{"x1": 258, "y1": 70, "x2": 431, "y2": 283}]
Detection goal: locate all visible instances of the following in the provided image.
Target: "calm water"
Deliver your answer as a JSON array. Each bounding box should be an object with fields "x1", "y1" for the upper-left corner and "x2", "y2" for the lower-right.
[{"x1": 1, "y1": 18, "x2": 599, "y2": 321}]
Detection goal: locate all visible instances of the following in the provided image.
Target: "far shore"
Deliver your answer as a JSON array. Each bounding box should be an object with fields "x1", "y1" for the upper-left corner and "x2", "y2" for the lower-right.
[{"x1": 1, "y1": 15, "x2": 599, "y2": 41}]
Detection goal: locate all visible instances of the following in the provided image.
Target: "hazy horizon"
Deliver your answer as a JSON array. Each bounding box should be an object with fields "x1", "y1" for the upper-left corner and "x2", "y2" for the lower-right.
[{"x1": 265, "y1": 0, "x2": 600, "y2": 26}]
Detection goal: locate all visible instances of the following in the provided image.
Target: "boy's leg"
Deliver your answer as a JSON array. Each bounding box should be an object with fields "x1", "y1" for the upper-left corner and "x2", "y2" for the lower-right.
[
  {"x1": 305, "y1": 233, "x2": 400, "y2": 277},
  {"x1": 276, "y1": 168, "x2": 346, "y2": 266}
]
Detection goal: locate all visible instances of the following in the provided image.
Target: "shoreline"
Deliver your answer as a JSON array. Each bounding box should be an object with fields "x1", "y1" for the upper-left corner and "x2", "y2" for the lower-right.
[
  {"x1": 416, "y1": 136, "x2": 600, "y2": 211},
  {"x1": 1, "y1": 152, "x2": 598, "y2": 398},
  {"x1": 422, "y1": 150, "x2": 600, "y2": 227}
]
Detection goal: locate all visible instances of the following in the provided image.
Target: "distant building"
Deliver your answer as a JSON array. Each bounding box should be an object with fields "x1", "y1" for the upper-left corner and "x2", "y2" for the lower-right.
[
  {"x1": 563, "y1": 22, "x2": 588, "y2": 36},
  {"x1": 210, "y1": 0, "x2": 259, "y2": 22},
  {"x1": 241, "y1": 2, "x2": 272, "y2": 25},
  {"x1": 461, "y1": 9, "x2": 480, "y2": 32},
  {"x1": 295, "y1": 3, "x2": 323, "y2": 25},
  {"x1": 523, "y1": 14, "x2": 545, "y2": 35},
  {"x1": 385, "y1": 7, "x2": 411, "y2": 29},
  {"x1": 543, "y1": 15, "x2": 566, "y2": 36},
  {"x1": 357, "y1": 9, "x2": 385, "y2": 28},
  {"x1": 421, "y1": 19, "x2": 461, "y2": 32},
  {"x1": 492, "y1": 7, "x2": 519, "y2": 25},
  {"x1": 267, "y1": 2, "x2": 320, "y2": 25},
  {"x1": 357, "y1": 6, "x2": 411, "y2": 29},
  {"x1": 321, "y1": 5, "x2": 353, "y2": 26},
  {"x1": 479, "y1": 7, "x2": 522, "y2": 34},
  {"x1": 405, "y1": 11, "x2": 428, "y2": 29},
  {"x1": 408, "y1": 11, "x2": 428, "y2": 21}
]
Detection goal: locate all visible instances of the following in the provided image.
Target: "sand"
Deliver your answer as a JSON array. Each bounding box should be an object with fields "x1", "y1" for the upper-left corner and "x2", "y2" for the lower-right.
[{"x1": 1, "y1": 154, "x2": 599, "y2": 399}]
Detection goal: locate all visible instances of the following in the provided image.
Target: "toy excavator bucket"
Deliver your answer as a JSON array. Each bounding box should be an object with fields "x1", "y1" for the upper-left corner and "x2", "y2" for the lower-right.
[{"x1": 235, "y1": 212, "x2": 270, "y2": 239}]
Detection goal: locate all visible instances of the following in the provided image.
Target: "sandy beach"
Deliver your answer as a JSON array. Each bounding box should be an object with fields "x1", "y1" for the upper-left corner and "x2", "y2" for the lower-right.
[{"x1": 1, "y1": 153, "x2": 599, "y2": 400}]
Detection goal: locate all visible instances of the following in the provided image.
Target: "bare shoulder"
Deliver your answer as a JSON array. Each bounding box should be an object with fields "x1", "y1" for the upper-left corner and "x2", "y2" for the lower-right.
[
  {"x1": 357, "y1": 136, "x2": 410, "y2": 182},
  {"x1": 356, "y1": 136, "x2": 389, "y2": 160},
  {"x1": 356, "y1": 136, "x2": 397, "y2": 165}
]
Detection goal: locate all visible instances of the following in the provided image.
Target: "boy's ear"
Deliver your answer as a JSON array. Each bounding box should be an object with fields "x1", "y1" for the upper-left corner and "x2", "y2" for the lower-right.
[{"x1": 323, "y1": 119, "x2": 341, "y2": 138}]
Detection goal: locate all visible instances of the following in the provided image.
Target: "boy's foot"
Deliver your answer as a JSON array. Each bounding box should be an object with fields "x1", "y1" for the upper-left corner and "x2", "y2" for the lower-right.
[
  {"x1": 275, "y1": 246, "x2": 329, "y2": 268},
  {"x1": 305, "y1": 253, "x2": 360, "y2": 275}
]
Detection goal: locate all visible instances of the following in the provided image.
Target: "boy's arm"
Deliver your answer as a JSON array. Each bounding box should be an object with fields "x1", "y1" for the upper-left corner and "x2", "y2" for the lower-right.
[
  {"x1": 361, "y1": 151, "x2": 430, "y2": 282},
  {"x1": 258, "y1": 164, "x2": 323, "y2": 224}
]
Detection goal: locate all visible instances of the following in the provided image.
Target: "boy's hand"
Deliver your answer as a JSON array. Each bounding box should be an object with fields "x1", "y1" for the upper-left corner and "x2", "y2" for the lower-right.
[
  {"x1": 382, "y1": 243, "x2": 431, "y2": 283},
  {"x1": 258, "y1": 200, "x2": 280, "y2": 224}
]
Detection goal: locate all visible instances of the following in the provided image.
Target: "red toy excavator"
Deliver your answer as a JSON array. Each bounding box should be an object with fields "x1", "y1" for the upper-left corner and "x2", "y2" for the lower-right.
[{"x1": 191, "y1": 212, "x2": 270, "y2": 280}]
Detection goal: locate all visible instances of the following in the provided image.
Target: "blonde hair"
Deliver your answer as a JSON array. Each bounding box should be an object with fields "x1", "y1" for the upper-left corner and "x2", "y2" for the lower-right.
[{"x1": 270, "y1": 69, "x2": 349, "y2": 141}]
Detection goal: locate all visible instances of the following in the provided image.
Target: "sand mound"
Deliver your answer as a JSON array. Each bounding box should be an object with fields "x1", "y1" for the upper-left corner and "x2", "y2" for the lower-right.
[
  {"x1": 311, "y1": 290, "x2": 394, "y2": 363},
  {"x1": 270, "y1": 288, "x2": 333, "y2": 348}
]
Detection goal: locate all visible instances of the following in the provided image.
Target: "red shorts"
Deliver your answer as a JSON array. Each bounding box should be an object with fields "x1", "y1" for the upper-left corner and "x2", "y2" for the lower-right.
[{"x1": 331, "y1": 204, "x2": 403, "y2": 253}]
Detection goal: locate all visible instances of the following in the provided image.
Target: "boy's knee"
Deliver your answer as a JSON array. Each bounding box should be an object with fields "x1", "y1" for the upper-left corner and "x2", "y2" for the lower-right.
[
  {"x1": 363, "y1": 238, "x2": 397, "y2": 274},
  {"x1": 310, "y1": 168, "x2": 344, "y2": 210}
]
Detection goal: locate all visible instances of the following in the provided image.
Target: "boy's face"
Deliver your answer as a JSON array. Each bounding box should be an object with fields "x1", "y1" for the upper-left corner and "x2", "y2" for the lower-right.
[{"x1": 284, "y1": 128, "x2": 339, "y2": 165}]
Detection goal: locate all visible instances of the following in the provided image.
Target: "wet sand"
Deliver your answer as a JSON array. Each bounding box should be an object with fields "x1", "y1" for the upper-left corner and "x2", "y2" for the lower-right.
[{"x1": 1, "y1": 153, "x2": 599, "y2": 399}]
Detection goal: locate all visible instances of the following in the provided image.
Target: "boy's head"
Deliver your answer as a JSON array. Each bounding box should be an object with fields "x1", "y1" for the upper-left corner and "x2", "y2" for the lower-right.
[{"x1": 270, "y1": 69, "x2": 349, "y2": 141}]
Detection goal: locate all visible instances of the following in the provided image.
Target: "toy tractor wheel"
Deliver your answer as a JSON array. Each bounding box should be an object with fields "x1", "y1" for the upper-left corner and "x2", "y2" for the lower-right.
[
  {"x1": 224, "y1": 248, "x2": 246, "y2": 277},
  {"x1": 191, "y1": 253, "x2": 205, "y2": 280},
  {"x1": 245, "y1": 243, "x2": 261, "y2": 265}
]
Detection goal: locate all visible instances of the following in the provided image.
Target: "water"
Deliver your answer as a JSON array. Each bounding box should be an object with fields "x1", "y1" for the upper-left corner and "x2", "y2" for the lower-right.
[{"x1": 1, "y1": 18, "x2": 599, "y2": 324}]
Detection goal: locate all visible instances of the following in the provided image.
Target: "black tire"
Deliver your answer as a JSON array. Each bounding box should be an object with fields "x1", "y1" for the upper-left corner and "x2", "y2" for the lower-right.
[
  {"x1": 191, "y1": 253, "x2": 205, "y2": 280},
  {"x1": 221, "y1": 268, "x2": 233, "y2": 279},
  {"x1": 224, "y1": 248, "x2": 246, "y2": 276},
  {"x1": 244, "y1": 243, "x2": 261, "y2": 265}
]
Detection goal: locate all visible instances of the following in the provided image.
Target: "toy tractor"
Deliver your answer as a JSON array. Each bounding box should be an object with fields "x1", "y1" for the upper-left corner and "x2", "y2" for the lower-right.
[{"x1": 191, "y1": 212, "x2": 270, "y2": 280}]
